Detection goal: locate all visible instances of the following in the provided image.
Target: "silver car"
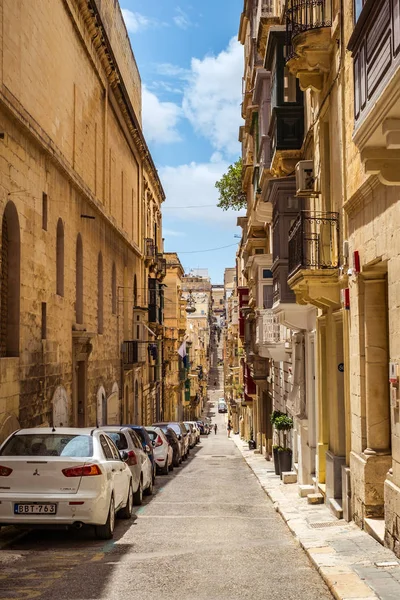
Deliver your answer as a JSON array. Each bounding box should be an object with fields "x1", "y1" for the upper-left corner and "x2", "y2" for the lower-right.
[{"x1": 101, "y1": 427, "x2": 153, "y2": 505}]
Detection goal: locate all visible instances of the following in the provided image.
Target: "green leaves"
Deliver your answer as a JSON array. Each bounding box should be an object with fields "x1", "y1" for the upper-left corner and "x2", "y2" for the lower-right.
[
  {"x1": 215, "y1": 159, "x2": 247, "y2": 211},
  {"x1": 274, "y1": 415, "x2": 294, "y2": 431}
]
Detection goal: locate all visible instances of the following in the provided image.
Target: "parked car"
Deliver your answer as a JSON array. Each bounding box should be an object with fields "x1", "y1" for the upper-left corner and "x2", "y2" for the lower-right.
[
  {"x1": 0, "y1": 428, "x2": 133, "y2": 540},
  {"x1": 145, "y1": 427, "x2": 173, "y2": 475},
  {"x1": 186, "y1": 421, "x2": 201, "y2": 444},
  {"x1": 123, "y1": 425, "x2": 156, "y2": 483},
  {"x1": 153, "y1": 422, "x2": 189, "y2": 460},
  {"x1": 101, "y1": 426, "x2": 153, "y2": 503},
  {"x1": 154, "y1": 426, "x2": 182, "y2": 467},
  {"x1": 183, "y1": 422, "x2": 197, "y2": 448},
  {"x1": 196, "y1": 421, "x2": 206, "y2": 435}
]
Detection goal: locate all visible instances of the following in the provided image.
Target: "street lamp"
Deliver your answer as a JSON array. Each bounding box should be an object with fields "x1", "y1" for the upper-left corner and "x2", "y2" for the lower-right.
[{"x1": 185, "y1": 290, "x2": 196, "y2": 313}]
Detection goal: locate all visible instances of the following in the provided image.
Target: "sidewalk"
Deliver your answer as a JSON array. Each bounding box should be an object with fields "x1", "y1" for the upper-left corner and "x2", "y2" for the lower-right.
[{"x1": 231, "y1": 434, "x2": 400, "y2": 600}]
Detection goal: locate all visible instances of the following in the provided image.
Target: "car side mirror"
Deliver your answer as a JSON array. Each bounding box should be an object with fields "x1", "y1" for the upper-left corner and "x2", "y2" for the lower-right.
[
  {"x1": 120, "y1": 450, "x2": 129, "y2": 462},
  {"x1": 177, "y1": 434, "x2": 182, "y2": 440},
  {"x1": 152, "y1": 440, "x2": 156, "y2": 446},
  {"x1": 145, "y1": 444, "x2": 151, "y2": 453}
]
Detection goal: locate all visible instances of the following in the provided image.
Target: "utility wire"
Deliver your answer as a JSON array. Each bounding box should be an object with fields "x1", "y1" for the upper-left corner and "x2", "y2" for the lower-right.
[
  {"x1": 163, "y1": 204, "x2": 217, "y2": 209},
  {"x1": 178, "y1": 243, "x2": 239, "y2": 254}
]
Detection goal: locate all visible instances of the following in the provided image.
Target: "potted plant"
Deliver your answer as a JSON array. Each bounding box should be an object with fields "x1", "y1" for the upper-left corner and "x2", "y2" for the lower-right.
[
  {"x1": 274, "y1": 415, "x2": 294, "y2": 478},
  {"x1": 270, "y1": 411, "x2": 284, "y2": 475}
]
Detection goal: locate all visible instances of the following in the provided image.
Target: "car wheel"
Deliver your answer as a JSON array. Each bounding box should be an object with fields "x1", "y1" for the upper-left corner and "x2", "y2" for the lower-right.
[
  {"x1": 169, "y1": 461, "x2": 174, "y2": 472},
  {"x1": 95, "y1": 496, "x2": 115, "y2": 540},
  {"x1": 118, "y1": 483, "x2": 133, "y2": 519},
  {"x1": 132, "y1": 478, "x2": 143, "y2": 506},
  {"x1": 161, "y1": 459, "x2": 169, "y2": 475},
  {"x1": 144, "y1": 475, "x2": 153, "y2": 496}
]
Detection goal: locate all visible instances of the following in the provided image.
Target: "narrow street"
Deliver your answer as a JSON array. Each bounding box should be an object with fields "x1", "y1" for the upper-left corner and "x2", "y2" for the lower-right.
[{"x1": 0, "y1": 347, "x2": 332, "y2": 600}]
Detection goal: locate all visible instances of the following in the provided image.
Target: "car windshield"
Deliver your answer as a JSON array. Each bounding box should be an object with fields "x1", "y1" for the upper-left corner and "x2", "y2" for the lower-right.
[
  {"x1": 104, "y1": 432, "x2": 127, "y2": 450},
  {"x1": 0, "y1": 434, "x2": 93, "y2": 457}
]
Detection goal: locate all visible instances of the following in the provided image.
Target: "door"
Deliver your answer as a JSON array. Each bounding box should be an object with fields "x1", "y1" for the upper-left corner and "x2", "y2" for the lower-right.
[{"x1": 77, "y1": 361, "x2": 86, "y2": 428}]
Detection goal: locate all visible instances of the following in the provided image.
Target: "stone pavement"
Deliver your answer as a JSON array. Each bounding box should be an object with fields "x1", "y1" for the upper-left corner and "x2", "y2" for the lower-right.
[{"x1": 231, "y1": 434, "x2": 400, "y2": 600}]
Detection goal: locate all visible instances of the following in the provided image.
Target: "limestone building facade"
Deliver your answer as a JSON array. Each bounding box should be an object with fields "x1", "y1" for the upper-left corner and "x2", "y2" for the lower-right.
[
  {"x1": 235, "y1": 0, "x2": 400, "y2": 556},
  {"x1": 0, "y1": 0, "x2": 164, "y2": 440}
]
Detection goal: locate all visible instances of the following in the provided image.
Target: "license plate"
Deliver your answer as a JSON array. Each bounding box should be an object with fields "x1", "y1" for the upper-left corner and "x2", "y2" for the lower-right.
[{"x1": 14, "y1": 503, "x2": 57, "y2": 515}]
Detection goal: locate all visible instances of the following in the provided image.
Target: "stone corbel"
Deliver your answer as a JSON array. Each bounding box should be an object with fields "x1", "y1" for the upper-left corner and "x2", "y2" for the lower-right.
[
  {"x1": 297, "y1": 70, "x2": 324, "y2": 93},
  {"x1": 382, "y1": 119, "x2": 400, "y2": 150},
  {"x1": 361, "y1": 149, "x2": 400, "y2": 186},
  {"x1": 286, "y1": 28, "x2": 333, "y2": 92}
]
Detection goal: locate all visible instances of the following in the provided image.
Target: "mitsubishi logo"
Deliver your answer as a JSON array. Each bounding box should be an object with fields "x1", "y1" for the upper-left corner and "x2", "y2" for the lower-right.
[{"x1": 33, "y1": 469, "x2": 40, "y2": 476}]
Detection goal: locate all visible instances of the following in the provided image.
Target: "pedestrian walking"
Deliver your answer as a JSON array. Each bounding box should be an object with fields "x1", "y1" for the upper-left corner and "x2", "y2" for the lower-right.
[
  {"x1": 227, "y1": 420, "x2": 232, "y2": 438},
  {"x1": 214, "y1": 424, "x2": 217, "y2": 435}
]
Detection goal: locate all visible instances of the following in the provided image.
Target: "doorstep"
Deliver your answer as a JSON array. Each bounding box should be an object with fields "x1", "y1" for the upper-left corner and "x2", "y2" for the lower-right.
[
  {"x1": 232, "y1": 434, "x2": 400, "y2": 600},
  {"x1": 364, "y1": 518, "x2": 385, "y2": 546}
]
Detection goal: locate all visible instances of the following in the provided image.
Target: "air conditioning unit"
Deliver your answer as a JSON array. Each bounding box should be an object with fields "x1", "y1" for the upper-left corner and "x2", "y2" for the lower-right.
[{"x1": 295, "y1": 160, "x2": 315, "y2": 196}]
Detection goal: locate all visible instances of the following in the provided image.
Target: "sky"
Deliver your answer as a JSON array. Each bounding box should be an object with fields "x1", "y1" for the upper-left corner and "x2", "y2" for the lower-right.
[{"x1": 120, "y1": 0, "x2": 244, "y2": 283}]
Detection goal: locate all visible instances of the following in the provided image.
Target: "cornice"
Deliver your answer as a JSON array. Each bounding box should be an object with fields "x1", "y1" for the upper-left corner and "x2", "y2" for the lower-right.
[
  {"x1": 343, "y1": 175, "x2": 381, "y2": 218},
  {"x1": 73, "y1": 0, "x2": 165, "y2": 203}
]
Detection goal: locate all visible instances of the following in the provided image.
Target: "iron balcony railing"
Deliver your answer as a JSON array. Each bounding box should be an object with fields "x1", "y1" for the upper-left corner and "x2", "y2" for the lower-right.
[
  {"x1": 288, "y1": 211, "x2": 339, "y2": 277},
  {"x1": 286, "y1": 0, "x2": 332, "y2": 60},
  {"x1": 145, "y1": 238, "x2": 155, "y2": 259},
  {"x1": 121, "y1": 340, "x2": 146, "y2": 367}
]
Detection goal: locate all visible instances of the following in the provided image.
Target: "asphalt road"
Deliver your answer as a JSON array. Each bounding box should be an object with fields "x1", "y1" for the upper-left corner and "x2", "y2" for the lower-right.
[{"x1": 0, "y1": 344, "x2": 332, "y2": 600}]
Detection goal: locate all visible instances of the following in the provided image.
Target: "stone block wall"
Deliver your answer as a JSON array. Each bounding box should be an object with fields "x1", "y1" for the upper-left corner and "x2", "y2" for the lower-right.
[{"x1": 0, "y1": 0, "x2": 161, "y2": 439}]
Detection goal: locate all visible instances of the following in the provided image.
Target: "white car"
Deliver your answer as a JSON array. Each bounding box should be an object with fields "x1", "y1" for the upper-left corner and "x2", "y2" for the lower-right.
[
  {"x1": 183, "y1": 422, "x2": 197, "y2": 448},
  {"x1": 185, "y1": 421, "x2": 200, "y2": 445},
  {"x1": 101, "y1": 426, "x2": 153, "y2": 503},
  {"x1": 145, "y1": 427, "x2": 173, "y2": 475},
  {"x1": 0, "y1": 428, "x2": 133, "y2": 540}
]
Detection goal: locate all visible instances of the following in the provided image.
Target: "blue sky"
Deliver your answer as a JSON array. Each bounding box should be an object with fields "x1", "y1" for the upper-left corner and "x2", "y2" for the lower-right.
[{"x1": 120, "y1": 0, "x2": 244, "y2": 283}]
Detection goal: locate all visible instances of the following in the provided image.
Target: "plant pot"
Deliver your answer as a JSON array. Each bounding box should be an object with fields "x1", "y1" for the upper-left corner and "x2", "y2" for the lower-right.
[
  {"x1": 273, "y1": 447, "x2": 281, "y2": 475},
  {"x1": 248, "y1": 440, "x2": 256, "y2": 450},
  {"x1": 278, "y1": 449, "x2": 292, "y2": 479}
]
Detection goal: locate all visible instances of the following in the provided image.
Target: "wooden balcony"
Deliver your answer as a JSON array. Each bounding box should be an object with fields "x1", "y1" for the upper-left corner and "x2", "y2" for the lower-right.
[
  {"x1": 286, "y1": 0, "x2": 334, "y2": 92},
  {"x1": 348, "y1": 0, "x2": 400, "y2": 185}
]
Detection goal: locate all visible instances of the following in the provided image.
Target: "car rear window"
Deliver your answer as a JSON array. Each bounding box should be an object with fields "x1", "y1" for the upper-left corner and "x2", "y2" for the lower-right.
[
  {"x1": 104, "y1": 432, "x2": 128, "y2": 450},
  {"x1": 0, "y1": 434, "x2": 93, "y2": 457},
  {"x1": 146, "y1": 430, "x2": 157, "y2": 442},
  {"x1": 168, "y1": 423, "x2": 181, "y2": 435}
]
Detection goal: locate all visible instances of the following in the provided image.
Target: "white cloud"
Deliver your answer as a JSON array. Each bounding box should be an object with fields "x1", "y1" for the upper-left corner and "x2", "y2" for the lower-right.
[
  {"x1": 173, "y1": 7, "x2": 192, "y2": 29},
  {"x1": 142, "y1": 86, "x2": 182, "y2": 144},
  {"x1": 160, "y1": 158, "x2": 245, "y2": 226},
  {"x1": 182, "y1": 37, "x2": 243, "y2": 157},
  {"x1": 155, "y1": 63, "x2": 191, "y2": 79},
  {"x1": 163, "y1": 228, "x2": 187, "y2": 237},
  {"x1": 121, "y1": 9, "x2": 152, "y2": 33}
]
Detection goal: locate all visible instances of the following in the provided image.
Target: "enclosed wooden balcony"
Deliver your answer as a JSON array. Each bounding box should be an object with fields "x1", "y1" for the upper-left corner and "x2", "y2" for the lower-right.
[
  {"x1": 348, "y1": 0, "x2": 400, "y2": 185},
  {"x1": 286, "y1": 0, "x2": 334, "y2": 92},
  {"x1": 287, "y1": 211, "x2": 340, "y2": 308}
]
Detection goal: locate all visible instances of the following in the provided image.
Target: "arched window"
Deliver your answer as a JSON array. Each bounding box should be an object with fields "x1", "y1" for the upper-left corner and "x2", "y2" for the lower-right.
[
  {"x1": 56, "y1": 219, "x2": 64, "y2": 296},
  {"x1": 76, "y1": 234, "x2": 83, "y2": 324},
  {"x1": 97, "y1": 252, "x2": 103, "y2": 334},
  {"x1": 0, "y1": 202, "x2": 21, "y2": 357},
  {"x1": 133, "y1": 274, "x2": 138, "y2": 307},
  {"x1": 111, "y1": 262, "x2": 117, "y2": 315}
]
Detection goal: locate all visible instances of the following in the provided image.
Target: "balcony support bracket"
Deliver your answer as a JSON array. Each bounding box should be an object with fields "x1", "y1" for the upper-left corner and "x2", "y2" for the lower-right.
[{"x1": 361, "y1": 149, "x2": 400, "y2": 187}]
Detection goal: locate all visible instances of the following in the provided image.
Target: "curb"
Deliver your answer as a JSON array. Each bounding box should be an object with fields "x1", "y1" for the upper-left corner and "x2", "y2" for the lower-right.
[{"x1": 232, "y1": 436, "x2": 380, "y2": 600}]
